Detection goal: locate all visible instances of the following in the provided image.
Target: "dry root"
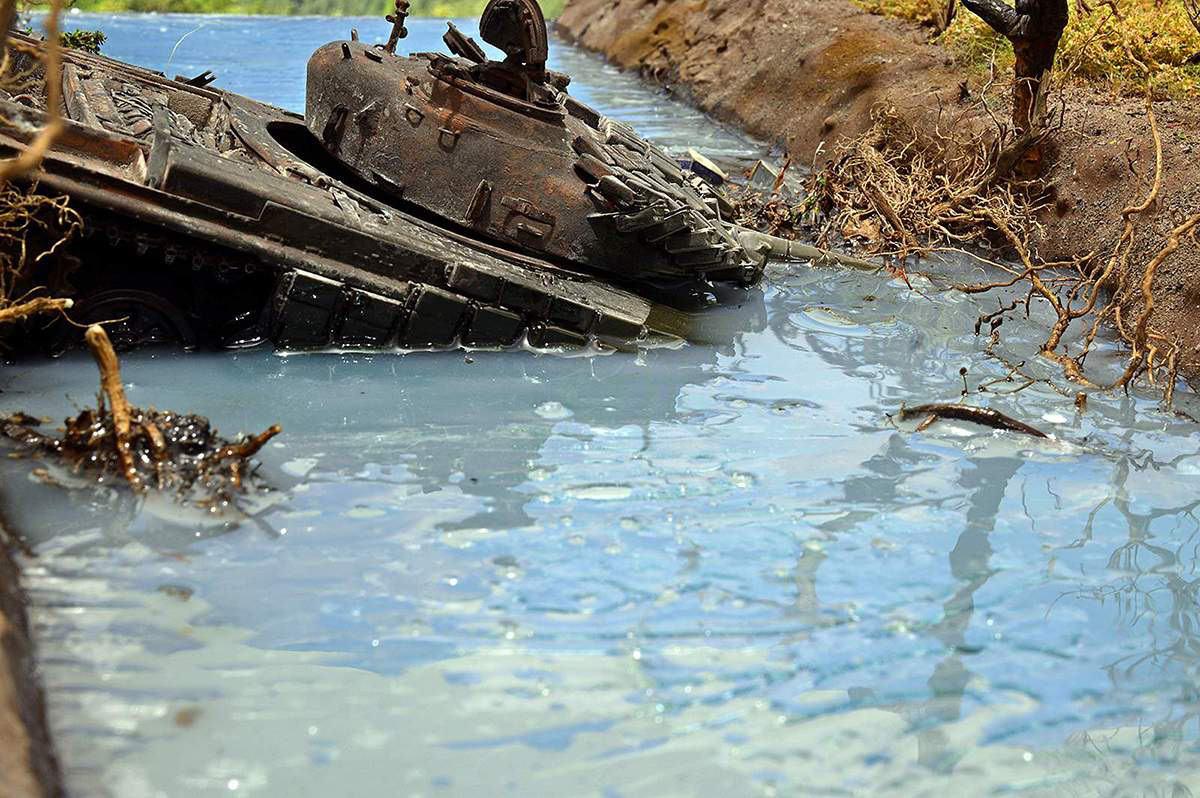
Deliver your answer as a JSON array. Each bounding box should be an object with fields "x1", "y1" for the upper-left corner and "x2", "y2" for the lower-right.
[
  {"x1": 808, "y1": 104, "x2": 1047, "y2": 262},
  {"x1": 2, "y1": 325, "x2": 282, "y2": 508},
  {"x1": 977, "y1": 99, "x2": 1197, "y2": 404},
  {"x1": 0, "y1": 295, "x2": 70, "y2": 324},
  {"x1": 799, "y1": 86, "x2": 1195, "y2": 407},
  {"x1": 0, "y1": 0, "x2": 78, "y2": 330},
  {"x1": 0, "y1": 184, "x2": 81, "y2": 320}
]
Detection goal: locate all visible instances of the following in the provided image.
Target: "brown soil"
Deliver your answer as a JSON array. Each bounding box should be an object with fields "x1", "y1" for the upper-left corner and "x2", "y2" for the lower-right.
[
  {"x1": 0, "y1": 512, "x2": 62, "y2": 798},
  {"x1": 557, "y1": 0, "x2": 1200, "y2": 380}
]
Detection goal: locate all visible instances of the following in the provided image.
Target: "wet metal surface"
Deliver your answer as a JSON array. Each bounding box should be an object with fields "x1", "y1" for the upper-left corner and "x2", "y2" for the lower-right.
[{"x1": 6, "y1": 13, "x2": 1200, "y2": 798}]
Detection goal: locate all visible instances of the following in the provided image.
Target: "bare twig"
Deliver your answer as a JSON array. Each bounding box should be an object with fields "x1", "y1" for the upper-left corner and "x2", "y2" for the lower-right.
[{"x1": 898, "y1": 402, "x2": 1049, "y2": 437}]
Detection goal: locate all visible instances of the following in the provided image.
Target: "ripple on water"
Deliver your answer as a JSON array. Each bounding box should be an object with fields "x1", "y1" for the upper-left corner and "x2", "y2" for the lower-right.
[
  {"x1": 7, "y1": 12, "x2": 1200, "y2": 798},
  {"x1": 566, "y1": 484, "x2": 635, "y2": 501},
  {"x1": 788, "y1": 306, "x2": 882, "y2": 338}
]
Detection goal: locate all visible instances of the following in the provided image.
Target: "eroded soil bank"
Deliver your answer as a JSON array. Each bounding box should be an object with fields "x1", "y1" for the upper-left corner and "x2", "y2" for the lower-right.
[
  {"x1": 0, "y1": 514, "x2": 61, "y2": 798},
  {"x1": 557, "y1": 0, "x2": 1200, "y2": 379}
]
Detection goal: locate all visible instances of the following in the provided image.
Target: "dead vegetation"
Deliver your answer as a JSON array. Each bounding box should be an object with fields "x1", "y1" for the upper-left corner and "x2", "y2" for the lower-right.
[
  {"x1": 759, "y1": 0, "x2": 1200, "y2": 409},
  {"x1": 809, "y1": 102, "x2": 1048, "y2": 262},
  {"x1": 0, "y1": 0, "x2": 81, "y2": 332},
  {"x1": 799, "y1": 91, "x2": 1199, "y2": 405},
  {"x1": 2, "y1": 325, "x2": 281, "y2": 507},
  {"x1": 0, "y1": 2, "x2": 283, "y2": 502}
]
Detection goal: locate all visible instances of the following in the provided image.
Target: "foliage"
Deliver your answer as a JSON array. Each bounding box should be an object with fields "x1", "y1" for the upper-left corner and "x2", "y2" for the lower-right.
[
  {"x1": 70, "y1": 0, "x2": 567, "y2": 16},
  {"x1": 60, "y1": 28, "x2": 106, "y2": 52},
  {"x1": 855, "y1": 0, "x2": 1200, "y2": 96}
]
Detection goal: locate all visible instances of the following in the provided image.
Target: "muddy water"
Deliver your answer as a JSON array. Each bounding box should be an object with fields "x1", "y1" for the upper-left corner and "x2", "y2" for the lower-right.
[{"x1": 5, "y1": 13, "x2": 1200, "y2": 797}]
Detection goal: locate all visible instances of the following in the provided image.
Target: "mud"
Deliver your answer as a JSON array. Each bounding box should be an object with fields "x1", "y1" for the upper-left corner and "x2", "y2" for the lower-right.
[
  {"x1": 0, "y1": 510, "x2": 62, "y2": 798},
  {"x1": 556, "y1": 0, "x2": 1200, "y2": 379}
]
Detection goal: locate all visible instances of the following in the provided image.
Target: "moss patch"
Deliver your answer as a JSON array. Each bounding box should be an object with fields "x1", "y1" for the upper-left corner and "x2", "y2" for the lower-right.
[
  {"x1": 60, "y1": 29, "x2": 106, "y2": 53},
  {"x1": 855, "y1": 0, "x2": 1200, "y2": 97},
  {"x1": 71, "y1": 0, "x2": 567, "y2": 17}
]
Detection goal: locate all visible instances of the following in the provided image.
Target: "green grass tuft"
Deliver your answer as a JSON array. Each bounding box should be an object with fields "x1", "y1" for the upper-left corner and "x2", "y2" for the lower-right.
[{"x1": 60, "y1": 28, "x2": 107, "y2": 52}]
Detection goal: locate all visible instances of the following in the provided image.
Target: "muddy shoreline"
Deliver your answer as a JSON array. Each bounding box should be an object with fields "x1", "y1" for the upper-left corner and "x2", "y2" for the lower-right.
[
  {"x1": 0, "y1": 508, "x2": 62, "y2": 798},
  {"x1": 556, "y1": 0, "x2": 1200, "y2": 380}
]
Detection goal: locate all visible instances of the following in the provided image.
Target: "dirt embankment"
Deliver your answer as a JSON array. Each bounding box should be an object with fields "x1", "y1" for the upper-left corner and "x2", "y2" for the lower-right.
[
  {"x1": 556, "y1": 0, "x2": 1200, "y2": 378},
  {"x1": 0, "y1": 514, "x2": 62, "y2": 798}
]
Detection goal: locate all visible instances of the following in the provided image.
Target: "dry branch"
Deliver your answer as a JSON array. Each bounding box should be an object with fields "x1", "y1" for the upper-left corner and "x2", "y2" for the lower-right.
[
  {"x1": 0, "y1": 0, "x2": 64, "y2": 183},
  {"x1": 85, "y1": 324, "x2": 141, "y2": 490},
  {"x1": 0, "y1": 0, "x2": 81, "y2": 343},
  {"x1": 899, "y1": 402, "x2": 1049, "y2": 437},
  {"x1": 0, "y1": 295, "x2": 69, "y2": 324}
]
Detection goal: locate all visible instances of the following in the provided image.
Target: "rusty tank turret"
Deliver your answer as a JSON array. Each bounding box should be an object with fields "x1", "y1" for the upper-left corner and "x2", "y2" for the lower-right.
[{"x1": 305, "y1": 0, "x2": 761, "y2": 288}]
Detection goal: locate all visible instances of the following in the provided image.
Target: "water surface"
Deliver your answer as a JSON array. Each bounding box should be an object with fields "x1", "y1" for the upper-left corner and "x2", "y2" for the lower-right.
[{"x1": 5, "y1": 13, "x2": 1200, "y2": 798}]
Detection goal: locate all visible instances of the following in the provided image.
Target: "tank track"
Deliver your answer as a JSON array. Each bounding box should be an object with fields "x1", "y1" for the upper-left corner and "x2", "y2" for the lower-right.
[
  {"x1": 571, "y1": 112, "x2": 758, "y2": 286},
  {"x1": 66, "y1": 201, "x2": 672, "y2": 354}
]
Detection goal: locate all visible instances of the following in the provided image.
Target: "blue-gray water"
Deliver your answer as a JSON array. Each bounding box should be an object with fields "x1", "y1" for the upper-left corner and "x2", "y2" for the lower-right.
[{"x1": 5, "y1": 12, "x2": 1200, "y2": 797}]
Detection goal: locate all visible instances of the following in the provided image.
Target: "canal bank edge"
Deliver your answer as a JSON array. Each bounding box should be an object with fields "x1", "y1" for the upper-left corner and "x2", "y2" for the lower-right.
[
  {"x1": 0, "y1": 511, "x2": 62, "y2": 798},
  {"x1": 556, "y1": 0, "x2": 1200, "y2": 380}
]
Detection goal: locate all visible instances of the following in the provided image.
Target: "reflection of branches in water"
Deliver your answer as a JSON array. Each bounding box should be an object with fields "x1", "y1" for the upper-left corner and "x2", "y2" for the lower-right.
[
  {"x1": 807, "y1": 436, "x2": 1020, "y2": 770},
  {"x1": 1053, "y1": 447, "x2": 1200, "y2": 773},
  {"x1": 1054, "y1": 723, "x2": 1196, "y2": 798},
  {"x1": 763, "y1": 276, "x2": 944, "y2": 394}
]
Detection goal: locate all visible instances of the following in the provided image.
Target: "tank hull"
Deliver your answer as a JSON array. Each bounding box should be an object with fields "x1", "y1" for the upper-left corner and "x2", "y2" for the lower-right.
[{"x1": 0, "y1": 35, "x2": 713, "y2": 353}]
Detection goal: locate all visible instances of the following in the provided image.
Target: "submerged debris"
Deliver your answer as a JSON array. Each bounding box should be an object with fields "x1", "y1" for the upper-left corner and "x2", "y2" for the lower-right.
[
  {"x1": 731, "y1": 187, "x2": 813, "y2": 241},
  {"x1": 897, "y1": 402, "x2": 1049, "y2": 438},
  {"x1": 1, "y1": 325, "x2": 281, "y2": 509}
]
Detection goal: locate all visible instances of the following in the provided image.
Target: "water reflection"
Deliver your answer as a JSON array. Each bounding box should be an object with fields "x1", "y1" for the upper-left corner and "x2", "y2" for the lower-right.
[
  {"x1": 916, "y1": 455, "x2": 1017, "y2": 772},
  {"x1": 5, "y1": 13, "x2": 1200, "y2": 798},
  {"x1": 8, "y1": 263, "x2": 1200, "y2": 796},
  {"x1": 1055, "y1": 447, "x2": 1200, "y2": 792}
]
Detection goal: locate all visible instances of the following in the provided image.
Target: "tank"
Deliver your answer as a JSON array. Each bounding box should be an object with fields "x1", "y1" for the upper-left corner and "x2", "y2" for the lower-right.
[
  {"x1": 0, "y1": 3, "x2": 792, "y2": 355},
  {"x1": 305, "y1": 0, "x2": 758, "y2": 287}
]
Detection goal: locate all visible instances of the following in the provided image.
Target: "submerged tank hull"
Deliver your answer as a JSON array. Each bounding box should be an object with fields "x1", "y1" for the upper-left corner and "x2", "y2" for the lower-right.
[{"x1": 0, "y1": 34, "x2": 717, "y2": 353}]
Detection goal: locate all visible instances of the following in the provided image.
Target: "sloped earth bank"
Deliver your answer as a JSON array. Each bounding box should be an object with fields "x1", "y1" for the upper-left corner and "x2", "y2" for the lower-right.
[
  {"x1": 0, "y1": 521, "x2": 61, "y2": 798},
  {"x1": 556, "y1": 0, "x2": 1200, "y2": 380}
]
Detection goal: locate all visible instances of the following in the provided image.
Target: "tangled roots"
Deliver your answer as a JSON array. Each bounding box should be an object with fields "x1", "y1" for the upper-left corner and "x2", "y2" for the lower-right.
[
  {"x1": 0, "y1": 183, "x2": 81, "y2": 319},
  {"x1": 810, "y1": 105, "x2": 1047, "y2": 260}
]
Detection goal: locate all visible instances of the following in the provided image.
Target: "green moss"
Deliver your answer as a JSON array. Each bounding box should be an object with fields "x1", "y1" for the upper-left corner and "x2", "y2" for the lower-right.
[
  {"x1": 70, "y1": 0, "x2": 567, "y2": 16},
  {"x1": 855, "y1": 0, "x2": 1200, "y2": 97}
]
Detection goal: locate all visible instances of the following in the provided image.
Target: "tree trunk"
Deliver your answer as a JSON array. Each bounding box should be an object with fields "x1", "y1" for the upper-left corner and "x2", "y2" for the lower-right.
[
  {"x1": 935, "y1": 0, "x2": 958, "y2": 34},
  {"x1": 960, "y1": 0, "x2": 1069, "y2": 132}
]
